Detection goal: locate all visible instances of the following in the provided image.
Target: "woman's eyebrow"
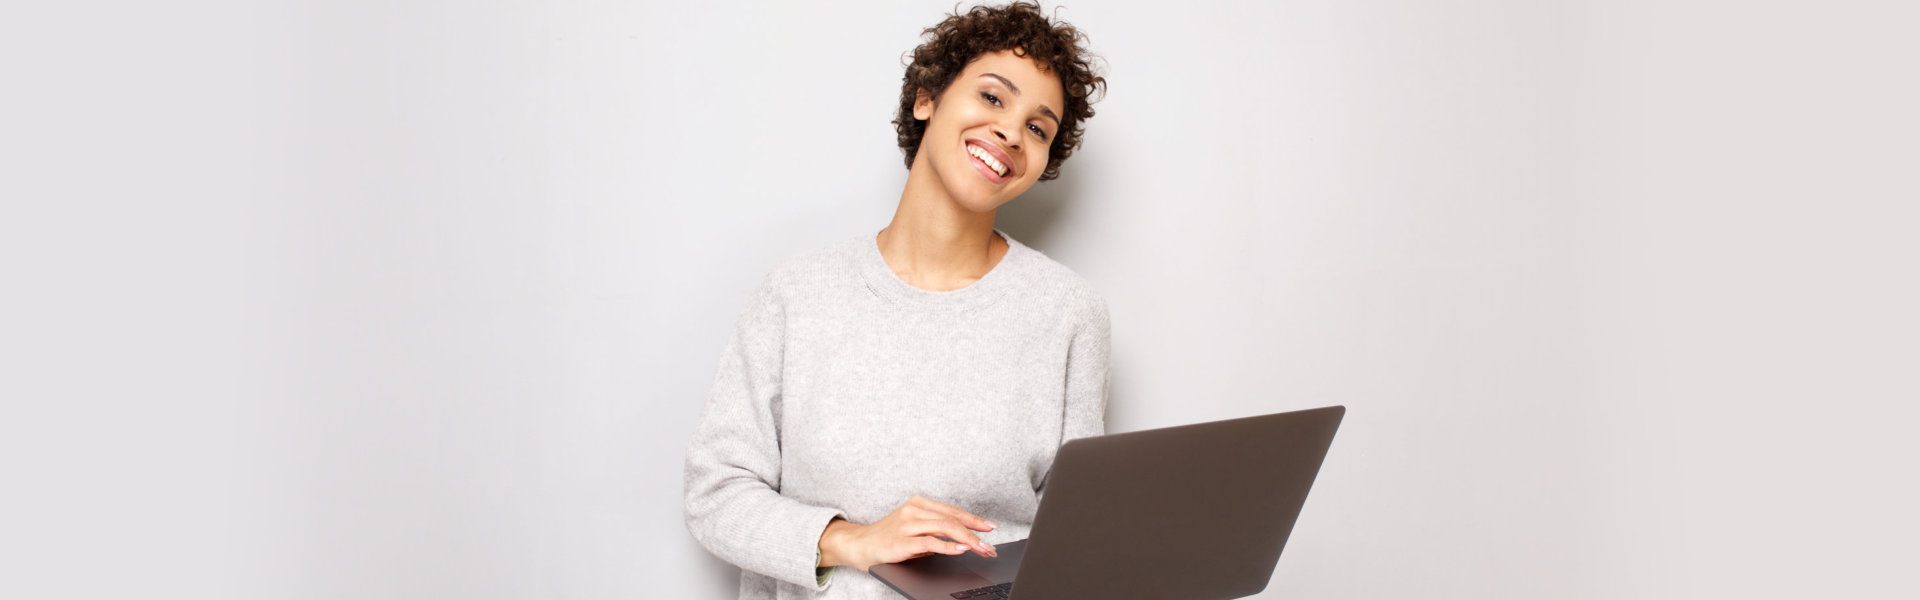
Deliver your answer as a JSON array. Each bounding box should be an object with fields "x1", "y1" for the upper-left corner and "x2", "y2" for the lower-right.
[{"x1": 979, "y1": 73, "x2": 1060, "y2": 125}]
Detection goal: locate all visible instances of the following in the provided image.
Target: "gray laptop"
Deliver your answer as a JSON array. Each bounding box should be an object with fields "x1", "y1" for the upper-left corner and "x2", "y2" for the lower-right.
[{"x1": 871, "y1": 405, "x2": 1345, "y2": 600}]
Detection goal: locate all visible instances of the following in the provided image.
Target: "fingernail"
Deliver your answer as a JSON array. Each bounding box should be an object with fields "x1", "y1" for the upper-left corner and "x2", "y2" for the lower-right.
[
  {"x1": 956, "y1": 544, "x2": 969, "y2": 552},
  {"x1": 986, "y1": 521, "x2": 998, "y2": 530}
]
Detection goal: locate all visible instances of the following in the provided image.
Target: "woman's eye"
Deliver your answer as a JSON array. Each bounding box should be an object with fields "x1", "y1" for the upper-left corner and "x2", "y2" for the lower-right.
[
  {"x1": 1028, "y1": 124, "x2": 1049, "y2": 140},
  {"x1": 979, "y1": 91, "x2": 1001, "y2": 106}
]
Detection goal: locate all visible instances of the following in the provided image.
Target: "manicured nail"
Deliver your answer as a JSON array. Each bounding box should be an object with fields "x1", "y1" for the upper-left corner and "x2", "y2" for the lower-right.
[
  {"x1": 986, "y1": 521, "x2": 998, "y2": 530},
  {"x1": 956, "y1": 544, "x2": 969, "y2": 552}
]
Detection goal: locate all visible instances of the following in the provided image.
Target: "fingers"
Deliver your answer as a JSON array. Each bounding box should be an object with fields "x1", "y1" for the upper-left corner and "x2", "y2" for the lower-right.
[
  {"x1": 892, "y1": 496, "x2": 1000, "y2": 559},
  {"x1": 874, "y1": 537, "x2": 962, "y2": 568},
  {"x1": 903, "y1": 516, "x2": 997, "y2": 558},
  {"x1": 917, "y1": 535, "x2": 973, "y2": 557},
  {"x1": 908, "y1": 495, "x2": 998, "y2": 533}
]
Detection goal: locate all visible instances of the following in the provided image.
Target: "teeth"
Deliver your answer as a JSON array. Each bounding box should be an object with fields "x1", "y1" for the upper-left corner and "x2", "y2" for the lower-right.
[{"x1": 969, "y1": 144, "x2": 1007, "y2": 177}]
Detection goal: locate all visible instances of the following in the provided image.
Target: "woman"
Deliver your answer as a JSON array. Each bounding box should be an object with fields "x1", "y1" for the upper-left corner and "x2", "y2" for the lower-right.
[{"x1": 684, "y1": 3, "x2": 1109, "y2": 598}]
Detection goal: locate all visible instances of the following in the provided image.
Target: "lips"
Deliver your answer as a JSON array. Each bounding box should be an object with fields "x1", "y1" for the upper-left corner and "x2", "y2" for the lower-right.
[{"x1": 965, "y1": 139, "x2": 1014, "y2": 183}]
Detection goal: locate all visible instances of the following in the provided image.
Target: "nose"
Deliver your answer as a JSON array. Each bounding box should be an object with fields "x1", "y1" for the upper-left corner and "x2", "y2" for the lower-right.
[{"x1": 992, "y1": 123, "x2": 1020, "y2": 151}]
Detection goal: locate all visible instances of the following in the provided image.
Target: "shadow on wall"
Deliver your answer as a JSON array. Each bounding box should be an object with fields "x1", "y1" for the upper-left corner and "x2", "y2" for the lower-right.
[{"x1": 995, "y1": 169, "x2": 1085, "y2": 252}]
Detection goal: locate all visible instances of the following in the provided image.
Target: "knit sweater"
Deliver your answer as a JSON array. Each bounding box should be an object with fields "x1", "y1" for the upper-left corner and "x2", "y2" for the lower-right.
[{"x1": 683, "y1": 229, "x2": 1111, "y2": 599}]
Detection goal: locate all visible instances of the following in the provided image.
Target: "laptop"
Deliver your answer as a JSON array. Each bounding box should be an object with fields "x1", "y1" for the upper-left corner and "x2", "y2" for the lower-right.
[{"x1": 871, "y1": 405, "x2": 1345, "y2": 600}]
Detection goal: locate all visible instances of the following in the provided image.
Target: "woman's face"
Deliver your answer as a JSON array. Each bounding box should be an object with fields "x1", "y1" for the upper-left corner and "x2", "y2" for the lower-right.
[{"x1": 913, "y1": 49, "x2": 1066, "y2": 213}]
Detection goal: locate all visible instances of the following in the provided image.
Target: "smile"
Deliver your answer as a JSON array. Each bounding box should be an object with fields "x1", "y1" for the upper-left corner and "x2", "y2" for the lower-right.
[{"x1": 966, "y1": 141, "x2": 1011, "y2": 179}]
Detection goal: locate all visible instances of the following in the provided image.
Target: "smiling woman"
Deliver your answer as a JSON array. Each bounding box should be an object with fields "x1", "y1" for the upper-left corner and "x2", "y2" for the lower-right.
[
  {"x1": 908, "y1": 50, "x2": 1067, "y2": 212},
  {"x1": 894, "y1": 3, "x2": 1105, "y2": 184},
  {"x1": 682, "y1": 2, "x2": 1110, "y2": 599}
]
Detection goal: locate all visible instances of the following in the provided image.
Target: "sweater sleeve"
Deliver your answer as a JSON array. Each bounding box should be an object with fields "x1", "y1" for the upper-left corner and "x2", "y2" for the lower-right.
[
  {"x1": 684, "y1": 271, "x2": 845, "y2": 591},
  {"x1": 1061, "y1": 293, "x2": 1111, "y2": 444},
  {"x1": 1040, "y1": 292, "x2": 1111, "y2": 499}
]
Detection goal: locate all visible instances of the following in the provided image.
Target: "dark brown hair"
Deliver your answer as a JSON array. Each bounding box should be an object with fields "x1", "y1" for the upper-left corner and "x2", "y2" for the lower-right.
[{"x1": 894, "y1": 2, "x2": 1105, "y2": 181}]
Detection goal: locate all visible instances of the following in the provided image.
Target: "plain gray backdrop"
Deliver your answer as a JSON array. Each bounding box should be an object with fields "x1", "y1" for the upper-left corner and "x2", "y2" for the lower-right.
[{"x1": 4, "y1": 0, "x2": 1915, "y2": 598}]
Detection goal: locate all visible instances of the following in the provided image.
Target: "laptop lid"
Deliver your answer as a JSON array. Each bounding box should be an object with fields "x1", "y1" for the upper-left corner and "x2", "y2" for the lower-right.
[{"x1": 1008, "y1": 405, "x2": 1345, "y2": 599}]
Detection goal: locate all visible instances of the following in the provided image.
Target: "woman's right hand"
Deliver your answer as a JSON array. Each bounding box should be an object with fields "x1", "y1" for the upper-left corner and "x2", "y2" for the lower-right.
[{"x1": 817, "y1": 495, "x2": 999, "y2": 571}]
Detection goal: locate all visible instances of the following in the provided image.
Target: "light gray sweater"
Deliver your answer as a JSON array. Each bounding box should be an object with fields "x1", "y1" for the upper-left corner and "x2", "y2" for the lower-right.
[{"x1": 684, "y1": 229, "x2": 1111, "y2": 599}]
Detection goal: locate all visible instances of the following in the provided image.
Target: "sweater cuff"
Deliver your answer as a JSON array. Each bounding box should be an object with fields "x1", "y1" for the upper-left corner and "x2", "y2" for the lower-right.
[{"x1": 788, "y1": 504, "x2": 845, "y2": 591}]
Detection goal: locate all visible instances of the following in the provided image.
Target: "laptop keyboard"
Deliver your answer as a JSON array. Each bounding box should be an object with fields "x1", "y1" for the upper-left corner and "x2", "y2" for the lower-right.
[{"x1": 950, "y1": 582, "x2": 1013, "y2": 598}]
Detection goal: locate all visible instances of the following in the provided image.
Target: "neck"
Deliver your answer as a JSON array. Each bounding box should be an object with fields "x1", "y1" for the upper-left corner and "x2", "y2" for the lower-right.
[{"x1": 879, "y1": 164, "x2": 1005, "y2": 291}]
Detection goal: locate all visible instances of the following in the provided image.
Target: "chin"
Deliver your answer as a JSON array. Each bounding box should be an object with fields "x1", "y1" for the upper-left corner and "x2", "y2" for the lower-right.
[
  {"x1": 930, "y1": 151, "x2": 1033, "y2": 212},
  {"x1": 955, "y1": 189, "x2": 1017, "y2": 214},
  {"x1": 939, "y1": 174, "x2": 1021, "y2": 214},
  {"x1": 956, "y1": 193, "x2": 1013, "y2": 214}
]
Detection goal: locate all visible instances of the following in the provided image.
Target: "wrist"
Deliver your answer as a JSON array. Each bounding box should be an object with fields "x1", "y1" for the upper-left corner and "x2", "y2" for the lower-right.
[{"x1": 817, "y1": 518, "x2": 862, "y2": 569}]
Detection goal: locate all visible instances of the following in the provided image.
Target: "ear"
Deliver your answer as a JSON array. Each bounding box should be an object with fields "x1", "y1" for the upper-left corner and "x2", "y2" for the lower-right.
[{"x1": 912, "y1": 88, "x2": 936, "y2": 121}]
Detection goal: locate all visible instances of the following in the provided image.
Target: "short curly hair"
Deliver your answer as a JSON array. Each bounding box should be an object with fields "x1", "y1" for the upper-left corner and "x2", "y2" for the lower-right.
[{"x1": 894, "y1": 2, "x2": 1105, "y2": 182}]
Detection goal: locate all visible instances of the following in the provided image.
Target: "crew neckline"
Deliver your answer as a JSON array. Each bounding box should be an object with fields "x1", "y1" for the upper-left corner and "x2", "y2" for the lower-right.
[{"x1": 857, "y1": 228, "x2": 1027, "y2": 310}]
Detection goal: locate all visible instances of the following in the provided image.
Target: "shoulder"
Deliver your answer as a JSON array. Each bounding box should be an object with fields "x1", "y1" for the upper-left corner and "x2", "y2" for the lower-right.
[
  {"x1": 749, "y1": 234, "x2": 868, "y2": 302},
  {"x1": 1009, "y1": 240, "x2": 1109, "y2": 328}
]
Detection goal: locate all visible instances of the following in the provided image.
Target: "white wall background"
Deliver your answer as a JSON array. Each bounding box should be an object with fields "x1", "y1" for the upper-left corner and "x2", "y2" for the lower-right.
[{"x1": 4, "y1": 0, "x2": 1915, "y2": 598}]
